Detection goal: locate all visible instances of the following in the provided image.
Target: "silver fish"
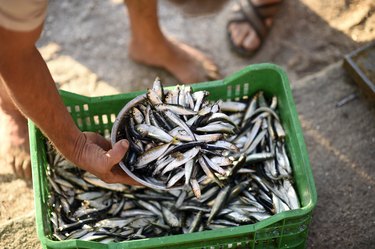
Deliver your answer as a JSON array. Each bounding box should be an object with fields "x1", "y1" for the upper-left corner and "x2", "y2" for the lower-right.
[
  {"x1": 192, "y1": 91, "x2": 209, "y2": 112},
  {"x1": 156, "y1": 104, "x2": 197, "y2": 116},
  {"x1": 132, "y1": 107, "x2": 144, "y2": 124},
  {"x1": 188, "y1": 211, "x2": 203, "y2": 233},
  {"x1": 167, "y1": 170, "x2": 185, "y2": 188},
  {"x1": 207, "y1": 185, "x2": 231, "y2": 223},
  {"x1": 136, "y1": 124, "x2": 175, "y2": 143},
  {"x1": 242, "y1": 93, "x2": 259, "y2": 126},
  {"x1": 163, "y1": 110, "x2": 196, "y2": 139},
  {"x1": 202, "y1": 155, "x2": 226, "y2": 176},
  {"x1": 190, "y1": 178, "x2": 201, "y2": 199},
  {"x1": 184, "y1": 159, "x2": 194, "y2": 186},
  {"x1": 83, "y1": 172, "x2": 128, "y2": 192},
  {"x1": 147, "y1": 88, "x2": 163, "y2": 106},
  {"x1": 137, "y1": 200, "x2": 162, "y2": 217},
  {"x1": 161, "y1": 147, "x2": 200, "y2": 175},
  {"x1": 152, "y1": 77, "x2": 164, "y2": 100},
  {"x1": 135, "y1": 143, "x2": 172, "y2": 168},
  {"x1": 162, "y1": 207, "x2": 180, "y2": 227},
  {"x1": 196, "y1": 123, "x2": 235, "y2": 134},
  {"x1": 219, "y1": 101, "x2": 247, "y2": 112}
]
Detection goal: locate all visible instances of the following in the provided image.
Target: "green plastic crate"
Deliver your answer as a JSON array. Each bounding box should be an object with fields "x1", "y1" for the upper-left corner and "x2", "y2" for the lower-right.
[{"x1": 29, "y1": 63, "x2": 317, "y2": 249}]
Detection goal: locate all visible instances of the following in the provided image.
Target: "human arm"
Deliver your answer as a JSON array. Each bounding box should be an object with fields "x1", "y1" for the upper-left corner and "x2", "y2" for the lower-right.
[{"x1": 0, "y1": 25, "x2": 138, "y2": 185}]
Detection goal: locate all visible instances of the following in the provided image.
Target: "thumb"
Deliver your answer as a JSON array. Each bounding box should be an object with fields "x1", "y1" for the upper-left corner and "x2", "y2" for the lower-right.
[{"x1": 105, "y1": 139, "x2": 129, "y2": 167}]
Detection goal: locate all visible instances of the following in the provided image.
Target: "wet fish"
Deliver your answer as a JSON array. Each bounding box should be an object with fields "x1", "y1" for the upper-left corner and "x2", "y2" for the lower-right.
[
  {"x1": 134, "y1": 143, "x2": 172, "y2": 168},
  {"x1": 45, "y1": 82, "x2": 300, "y2": 243},
  {"x1": 136, "y1": 124, "x2": 175, "y2": 143}
]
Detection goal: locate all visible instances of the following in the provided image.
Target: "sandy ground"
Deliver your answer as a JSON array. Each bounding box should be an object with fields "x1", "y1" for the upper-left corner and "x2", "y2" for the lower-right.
[{"x1": 0, "y1": 0, "x2": 374, "y2": 248}]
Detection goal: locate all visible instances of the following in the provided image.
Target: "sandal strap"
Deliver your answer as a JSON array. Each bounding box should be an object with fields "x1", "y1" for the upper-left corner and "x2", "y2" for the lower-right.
[
  {"x1": 254, "y1": 3, "x2": 282, "y2": 18},
  {"x1": 239, "y1": 0, "x2": 267, "y2": 39}
]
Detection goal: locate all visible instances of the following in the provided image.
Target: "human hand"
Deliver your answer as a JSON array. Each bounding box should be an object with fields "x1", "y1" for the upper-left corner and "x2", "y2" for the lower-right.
[{"x1": 72, "y1": 131, "x2": 140, "y2": 185}]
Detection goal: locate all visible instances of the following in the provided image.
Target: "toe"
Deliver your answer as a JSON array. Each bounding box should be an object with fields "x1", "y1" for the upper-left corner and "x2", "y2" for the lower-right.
[
  {"x1": 1, "y1": 109, "x2": 31, "y2": 181},
  {"x1": 23, "y1": 158, "x2": 32, "y2": 181},
  {"x1": 242, "y1": 29, "x2": 261, "y2": 51},
  {"x1": 15, "y1": 156, "x2": 25, "y2": 179},
  {"x1": 206, "y1": 69, "x2": 221, "y2": 81},
  {"x1": 8, "y1": 156, "x2": 17, "y2": 175},
  {"x1": 229, "y1": 23, "x2": 250, "y2": 48},
  {"x1": 203, "y1": 60, "x2": 221, "y2": 80},
  {"x1": 203, "y1": 60, "x2": 218, "y2": 72},
  {"x1": 10, "y1": 149, "x2": 32, "y2": 181},
  {"x1": 168, "y1": 38, "x2": 221, "y2": 82},
  {"x1": 229, "y1": 21, "x2": 261, "y2": 52},
  {"x1": 265, "y1": 18, "x2": 273, "y2": 28}
]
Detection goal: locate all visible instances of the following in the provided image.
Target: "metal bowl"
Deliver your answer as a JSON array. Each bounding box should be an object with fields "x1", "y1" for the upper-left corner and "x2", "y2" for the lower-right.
[{"x1": 110, "y1": 93, "x2": 180, "y2": 190}]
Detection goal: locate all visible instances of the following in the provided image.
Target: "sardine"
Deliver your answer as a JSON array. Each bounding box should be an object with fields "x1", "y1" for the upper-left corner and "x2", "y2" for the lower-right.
[
  {"x1": 161, "y1": 147, "x2": 200, "y2": 175},
  {"x1": 136, "y1": 124, "x2": 175, "y2": 143},
  {"x1": 207, "y1": 185, "x2": 231, "y2": 223},
  {"x1": 135, "y1": 143, "x2": 172, "y2": 168}
]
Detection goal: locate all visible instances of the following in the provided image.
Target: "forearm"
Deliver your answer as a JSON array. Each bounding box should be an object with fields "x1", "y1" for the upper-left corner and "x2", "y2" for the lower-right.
[
  {"x1": 0, "y1": 25, "x2": 133, "y2": 184},
  {"x1": 0, "y1": 42, "x2": 83, "y2": 165}
]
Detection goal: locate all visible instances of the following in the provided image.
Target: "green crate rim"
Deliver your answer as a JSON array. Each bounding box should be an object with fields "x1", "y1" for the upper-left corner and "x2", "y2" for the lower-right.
[{"x1": 29, "y1": 63, "x2": 317, "y2": 249}]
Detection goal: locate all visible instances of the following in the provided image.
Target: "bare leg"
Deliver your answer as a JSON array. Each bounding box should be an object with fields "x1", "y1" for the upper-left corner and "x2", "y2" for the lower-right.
[
  {"x1": 0, "y1": 79, "x2": 31, "y2": 180},
  {"x1": 124, "y1": 0, "x2": 220, "y2": 83}
]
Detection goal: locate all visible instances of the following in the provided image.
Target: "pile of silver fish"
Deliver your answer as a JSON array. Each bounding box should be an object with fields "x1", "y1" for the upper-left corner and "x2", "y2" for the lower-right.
[
  {"x1": 119, "y1": 78, "x2": 239, "y2": 192},
  {"x1": 119, "y1": 78, "x2": 293, "y2": 195},
  {"x1": 46, "y1": 80, "x2": 300, "y2": 243}
]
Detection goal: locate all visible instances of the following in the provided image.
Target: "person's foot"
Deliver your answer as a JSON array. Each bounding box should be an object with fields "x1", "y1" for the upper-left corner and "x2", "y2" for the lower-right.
[
  {"x1": 129, "y1": 36, "x2": 220, "y2": 83},
  {"x1": 227, "y1": 0, "x2": 282, "y2": 55},
  {"x1": 0, "y1": 108, "x2": 31, "y2": 181}
]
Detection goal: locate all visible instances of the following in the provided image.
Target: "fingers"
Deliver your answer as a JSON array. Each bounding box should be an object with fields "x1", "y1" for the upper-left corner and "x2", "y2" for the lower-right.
[
  {"x1": 98, "y1": 167, "x2": 141, "y2": 185},
  {"x1": 109, "y1": 166, "x2": 142, "y2": 186},
  {"x1": 104, "y1": 139, "x2": 129, "y2": 168},
  {"x1": 84, "y1": 132, "x2": 111, "y2": 151},
  {"x1": 75, "y1": 136, "x2": 137, "y2": 185}
]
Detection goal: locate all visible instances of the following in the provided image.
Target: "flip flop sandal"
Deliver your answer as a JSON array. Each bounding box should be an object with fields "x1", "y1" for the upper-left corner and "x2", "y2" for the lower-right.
[{"x1": 227, "y1": 0, "x2": 282, "y2": 57}]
